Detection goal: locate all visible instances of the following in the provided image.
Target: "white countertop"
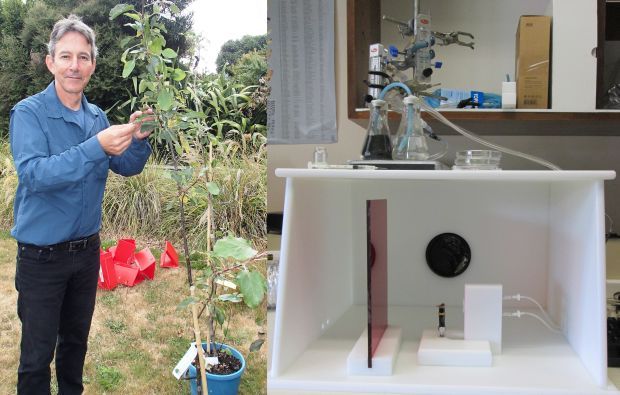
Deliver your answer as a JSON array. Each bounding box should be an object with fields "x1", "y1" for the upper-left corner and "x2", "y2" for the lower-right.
[{"x1": 275, "y1": 168, "x2": 616, "y2": 181}]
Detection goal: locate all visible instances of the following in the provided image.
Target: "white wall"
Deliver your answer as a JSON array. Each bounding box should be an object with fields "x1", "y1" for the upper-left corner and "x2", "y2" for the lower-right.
[
  {"x1": 381, "y1": 0, "x2": 551, "y2": 92},
  {"x1": 267, "y1": 0, "x2": 620, "y2": 227}
]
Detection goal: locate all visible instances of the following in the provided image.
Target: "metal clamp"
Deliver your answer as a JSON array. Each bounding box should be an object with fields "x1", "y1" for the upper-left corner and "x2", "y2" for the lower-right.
[{"x1": 433, "y1": 31, "x2": 475, "y2": 50}]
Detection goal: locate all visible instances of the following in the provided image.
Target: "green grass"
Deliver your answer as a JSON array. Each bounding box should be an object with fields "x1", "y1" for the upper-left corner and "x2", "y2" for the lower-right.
[
  {"x1": 96, "y1": 365, "x2": 123, "y2": 391},
  {"x1": 104, "y1": 319, "x2": 128, "y2": 334},
  {"x1": 99, "y1": 292, "x2": 121, "y2": 308}
]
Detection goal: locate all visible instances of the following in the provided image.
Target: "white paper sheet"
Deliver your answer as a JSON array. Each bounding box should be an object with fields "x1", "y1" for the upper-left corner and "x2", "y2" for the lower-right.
[{"x1": 267, "y1": 0, "x2": 337, "y2": 144}]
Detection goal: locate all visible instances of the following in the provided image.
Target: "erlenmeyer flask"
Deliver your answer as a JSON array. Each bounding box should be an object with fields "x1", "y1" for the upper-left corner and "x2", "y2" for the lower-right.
[
  {"x1": 393, "y1": 95, "x2": 429, "y2": 160},
  {"x1": 362, "y1": 99, "x2": 392, "y2": 160}
]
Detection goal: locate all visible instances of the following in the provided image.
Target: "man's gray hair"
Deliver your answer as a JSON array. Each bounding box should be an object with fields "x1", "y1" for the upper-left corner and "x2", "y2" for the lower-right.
[{"x1": 48, "y1": 14, "x2": 98, "y2": 60}]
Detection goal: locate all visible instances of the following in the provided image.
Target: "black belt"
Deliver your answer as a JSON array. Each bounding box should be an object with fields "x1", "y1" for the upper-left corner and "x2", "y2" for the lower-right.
[{"x1": 19, "y1": 233, "x2": 100, "y2": 252}]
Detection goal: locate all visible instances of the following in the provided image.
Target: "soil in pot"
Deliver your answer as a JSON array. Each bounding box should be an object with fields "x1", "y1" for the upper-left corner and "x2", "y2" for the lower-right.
[{"x1": 205, "y1": 348, "x2": 242, "y2": 375}]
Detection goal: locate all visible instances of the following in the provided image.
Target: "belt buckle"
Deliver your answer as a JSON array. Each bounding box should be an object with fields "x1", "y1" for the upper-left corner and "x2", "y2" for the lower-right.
[{"x1": 68, "y1": 238, "x2": 88, "y2": 251}]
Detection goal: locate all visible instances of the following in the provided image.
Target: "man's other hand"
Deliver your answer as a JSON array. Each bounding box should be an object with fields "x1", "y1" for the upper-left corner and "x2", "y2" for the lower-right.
[
  {"x1": 129, "y1": 108, "x2": 155, "y2": 140},
  {"x1": 97, "y1": 124, "x2": 136, "y2": 156}
]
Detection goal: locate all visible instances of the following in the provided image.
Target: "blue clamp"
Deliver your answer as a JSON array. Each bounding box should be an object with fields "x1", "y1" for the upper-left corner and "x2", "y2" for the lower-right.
[{"x1": 388, "y1": 45, "x2": 400, "y2": 58}]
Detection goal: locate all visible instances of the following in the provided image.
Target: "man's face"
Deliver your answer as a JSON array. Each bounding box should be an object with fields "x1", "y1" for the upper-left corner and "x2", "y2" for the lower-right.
[{"x1": 45, "y1": 31, "x2": 96, "y2": 97}]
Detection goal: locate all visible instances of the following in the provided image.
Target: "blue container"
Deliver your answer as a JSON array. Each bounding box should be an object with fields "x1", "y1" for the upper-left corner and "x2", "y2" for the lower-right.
[{"x1": 186, "y1": 343, "x2": 246, "y2": 395}]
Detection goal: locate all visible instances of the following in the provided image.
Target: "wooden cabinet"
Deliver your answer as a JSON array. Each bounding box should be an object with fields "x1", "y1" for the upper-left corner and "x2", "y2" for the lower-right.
[{"x1": 347, "y1": 0, "x2": 620, "y2": 135}]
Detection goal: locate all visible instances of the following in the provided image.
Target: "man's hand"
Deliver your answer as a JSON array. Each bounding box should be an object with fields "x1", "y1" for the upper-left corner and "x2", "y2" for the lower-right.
[
  {"x1": 97, "y1": 124, "x2": 137, "y2": 156},
  {"x1": 129, "y1": 108, "x2": 155, "y2": 140}
]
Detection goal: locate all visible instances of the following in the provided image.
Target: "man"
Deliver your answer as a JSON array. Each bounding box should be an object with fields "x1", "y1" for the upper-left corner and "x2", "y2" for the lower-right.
[{"x1": 9, "y1": 15, "x2": 152, "y2": 394}]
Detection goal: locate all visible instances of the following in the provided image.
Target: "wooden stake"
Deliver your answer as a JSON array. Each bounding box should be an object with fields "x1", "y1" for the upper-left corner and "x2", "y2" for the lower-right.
[
  {"x1": 206, "y1": 141, "x2": 214, "y2": 350},
  {"x1": 191, "y1": 286, "x2": 208, "y2": 394}
]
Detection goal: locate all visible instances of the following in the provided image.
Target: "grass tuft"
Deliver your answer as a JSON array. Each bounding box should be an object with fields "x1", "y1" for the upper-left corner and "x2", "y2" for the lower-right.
[{"x1": 95, "y1": 365, "x2": 123, "y2": 391}]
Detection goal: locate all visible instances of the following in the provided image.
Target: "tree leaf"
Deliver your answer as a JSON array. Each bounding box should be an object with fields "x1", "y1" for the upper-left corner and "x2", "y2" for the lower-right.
[
  {"x1": 172, "y1": 68, "x2": 186, "y2": 81},
  {"x1": 122, "y1": 59, "x2": 135, "y2": 78},
  {"x1": 162, "y1": 48, "x2": 177, "y2": 59},
  {"x1": 120, "y1": 36, "x2": 133, "y2": 48},
  {"x1": 249, "y1": 339, "x2": 265, "y2": 352},
  {"x1": 140, "y1": 121, "x2": 158, "y2": 133},
  {"x1": 179, "y1": 133, "x2": 191, "y2": 154},
  {"x1": 218, "y1": 293, "x2": 242, "y2": 303},
  {"x1": 138, "y1": 79, "x2": 148, "y2": 94},
  {"x1": 170, "y1": 167, "x2": 193, "y2": 185},
  {"x1": 214, "y1": 306, "x2": 226, "y2": 326},
  {"x1": 157, "y1": 89, "x2": 173, "y2": 111},
  {"x1": 206, "y1": 182, "x2": 220, "y2": 196},
  {"x1": 237, "y1": 270, "x2": 267, "y2": 308},
  {"x1": 109, "y1": 4, "x2": 135, "y2": 20},
  {"x1": 176, "y1": 296, "x2": 198, "y2": 311},
  {"x1": 213, "y1": 236, "x2": 256, "y2": 261},
  {"x1": 124, "y1": 12, "x2": 141, "y2": 21},
  {"x1": 170, "y1": 3, "x2": 181, "y2": 15},
  {"x1": 148, "y1": 36, "x2": 165, "y2": 56}
]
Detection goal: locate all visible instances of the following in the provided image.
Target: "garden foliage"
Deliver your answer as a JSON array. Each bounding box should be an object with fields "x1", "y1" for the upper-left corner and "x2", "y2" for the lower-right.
[{"x1": 110, "y1": 1, "x2": 267, "y2": 349}]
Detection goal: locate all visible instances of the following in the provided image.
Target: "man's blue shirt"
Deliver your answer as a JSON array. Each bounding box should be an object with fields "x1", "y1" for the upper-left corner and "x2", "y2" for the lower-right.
[{"x1": 9, "y1": 82, "x2": 152, "y2": 245}]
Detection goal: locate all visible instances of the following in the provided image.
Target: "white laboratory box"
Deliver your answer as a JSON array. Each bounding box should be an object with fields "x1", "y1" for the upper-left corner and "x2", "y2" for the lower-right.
[{"x1": 269, "y1": 169, "x2": 618, "y2": 394}]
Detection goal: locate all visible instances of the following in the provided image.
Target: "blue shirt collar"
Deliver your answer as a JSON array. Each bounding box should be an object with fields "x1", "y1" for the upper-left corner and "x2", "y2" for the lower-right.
[
  {"x1": 42, "y1": 81, "x2": 99, "y2": 119},
  {"x1": 42, "y1": 81, "x2": 98, "y2": 131}
]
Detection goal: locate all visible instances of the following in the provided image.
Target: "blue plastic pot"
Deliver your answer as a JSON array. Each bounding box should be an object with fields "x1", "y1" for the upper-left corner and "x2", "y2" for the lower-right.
[{"x1": 186, "y1": 343, "x2": 246, "y2": 395}]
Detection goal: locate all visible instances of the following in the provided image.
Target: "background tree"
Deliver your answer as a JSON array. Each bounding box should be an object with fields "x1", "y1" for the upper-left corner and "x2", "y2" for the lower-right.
[
  {"x1": 215, "y1": 34, "x2": 267, "y2": 75},
  {"x1": 2, "y1": 0, "x2": 26, "y2": 37},
  {"x1": 230, "y1": 48, "x2": 267, "y2": 87},
  {"x1": 229, "y1": 49, "x2": 269, "y2": 127}
]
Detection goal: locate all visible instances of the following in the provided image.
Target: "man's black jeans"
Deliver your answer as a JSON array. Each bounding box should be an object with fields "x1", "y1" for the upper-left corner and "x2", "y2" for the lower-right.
[{"x1": 15, "y1": 235, "x2": 100, "y2": 395}]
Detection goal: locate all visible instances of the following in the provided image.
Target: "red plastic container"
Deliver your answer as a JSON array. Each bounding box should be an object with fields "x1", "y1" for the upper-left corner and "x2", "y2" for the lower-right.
[
  {"x1": 98, "y1": 250, "x2": 118, "y2": 290},
  {"x1": 135, "y1": 248, "x2": 156, "y2": 280},
  {"x1": 161, "y1": 241, "x2": 179, "y2": 268}
]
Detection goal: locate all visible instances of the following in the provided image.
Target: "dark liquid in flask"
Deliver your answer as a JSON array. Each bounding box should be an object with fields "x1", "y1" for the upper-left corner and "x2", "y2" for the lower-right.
[{"x1": 362, "y1": 135, "x2": 392, "y2": 160}]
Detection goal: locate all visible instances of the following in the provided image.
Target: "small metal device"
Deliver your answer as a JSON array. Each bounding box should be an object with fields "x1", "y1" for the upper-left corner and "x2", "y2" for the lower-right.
[{"x1": 438, "y1": 303, "x2": 446, "y2": 337}]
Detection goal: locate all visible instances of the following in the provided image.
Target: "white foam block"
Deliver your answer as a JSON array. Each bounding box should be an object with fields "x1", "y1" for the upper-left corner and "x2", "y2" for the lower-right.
[
  {"x1": 417, "y1": 329, "x2": 492, "y2": 367},
  {"x1": 346, "y1": 326, "x2": 402, "y2": 376},
  {"x1": 464, "y1": 284, "x2": 503, "y2": 354}
]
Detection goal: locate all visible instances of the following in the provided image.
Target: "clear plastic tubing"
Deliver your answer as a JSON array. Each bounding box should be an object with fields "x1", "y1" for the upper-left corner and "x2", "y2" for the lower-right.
[
  {"x1": 417, "y1": 98, "x2": 561, "y2": 170},
  {"x1": 378, "y1": 82, "x2": 412, "y2": 99}
]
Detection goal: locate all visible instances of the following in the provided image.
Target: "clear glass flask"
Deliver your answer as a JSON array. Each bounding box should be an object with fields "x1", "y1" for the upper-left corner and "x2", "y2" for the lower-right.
[
  {"x1": 392, "y1": 95, "x2": 429, "y2": 160},
  {"x1": 362, "y1": 99, "x2": 392, "y2": 160}
]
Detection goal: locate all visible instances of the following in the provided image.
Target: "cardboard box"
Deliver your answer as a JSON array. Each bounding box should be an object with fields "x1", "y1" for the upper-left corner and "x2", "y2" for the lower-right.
[{"x1": 516, "y1": 15, "x2": 551, "y2": 109}]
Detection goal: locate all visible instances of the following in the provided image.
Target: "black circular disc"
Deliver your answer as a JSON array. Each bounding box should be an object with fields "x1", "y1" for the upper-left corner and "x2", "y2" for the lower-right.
[{"x1": 425, "y1": 233, "x2": 471, "y2": 278}]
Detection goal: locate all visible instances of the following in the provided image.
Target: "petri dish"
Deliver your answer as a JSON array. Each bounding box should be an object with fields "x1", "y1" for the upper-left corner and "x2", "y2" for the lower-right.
[{"x1": 453, "y1": 150, "x2": 501, "y2": 170}]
